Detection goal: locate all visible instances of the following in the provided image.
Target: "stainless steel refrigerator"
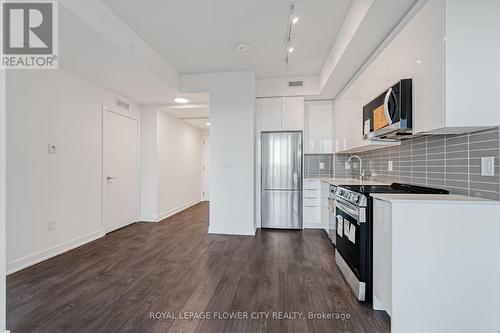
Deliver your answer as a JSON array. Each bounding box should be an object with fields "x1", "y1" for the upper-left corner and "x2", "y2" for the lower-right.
[{"x1": 261, "y1": 131, "x2": 303, "y2": 229}]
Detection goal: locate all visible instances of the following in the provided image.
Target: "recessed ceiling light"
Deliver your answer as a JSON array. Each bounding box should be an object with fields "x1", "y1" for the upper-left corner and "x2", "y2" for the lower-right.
[
  {"x1": 288, "y1": 47, "x2": 294, "y2": 54},
  {"x1": 236, "y1": 42, "x2": 248, "y2": 52},
  {"x1": 205, "y1": 122, "x2": 211, "y2": 126},
  {"x1": 174, "y1": 97, "x2": 189, "y2": 104},
  {"x1": 292, "y1": 16, "x2": 299, "y2": 24}
]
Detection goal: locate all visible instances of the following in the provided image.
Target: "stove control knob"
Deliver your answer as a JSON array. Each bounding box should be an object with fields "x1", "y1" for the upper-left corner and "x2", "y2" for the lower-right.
[{"x1": 353, "y1": 195, "x2": 359, "y2": 203}]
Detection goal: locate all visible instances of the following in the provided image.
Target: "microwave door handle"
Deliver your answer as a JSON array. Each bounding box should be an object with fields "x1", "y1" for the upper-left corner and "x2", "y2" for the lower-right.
[{"x1": 383, "y1": 88, "x2": 395, "y2": 125}]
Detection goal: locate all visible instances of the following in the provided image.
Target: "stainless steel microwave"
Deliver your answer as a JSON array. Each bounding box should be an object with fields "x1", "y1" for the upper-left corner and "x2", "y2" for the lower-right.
[{"x1": 362, "y1": 79, "x2": 412, "y2": 140}]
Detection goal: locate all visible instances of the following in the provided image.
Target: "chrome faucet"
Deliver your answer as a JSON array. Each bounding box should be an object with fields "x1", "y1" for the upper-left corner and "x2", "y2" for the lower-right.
[{"x1": 347, "y1": 155, "x2": 364, "y2": 181}]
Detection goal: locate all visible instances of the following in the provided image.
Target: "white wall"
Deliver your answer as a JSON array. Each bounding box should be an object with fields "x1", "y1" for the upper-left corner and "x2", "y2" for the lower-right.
[
  {"x1": 139, "y1": 107, "x2": 202, "y2": 222},
  {"x1": 181, "y1": 71, "x2": 256, "y2": 235},
  {"x1": 6, "y1": 69, "x2": 139, "y2": 274},
  {"x1": 156, "y1": 111, "x2": 201, "y2": 220},
  {"x1": 0, "y1": 68, "x2": 6, "y2": 331},
  {"x1": 58, "y1": 0, "x2": 180, "y2": 104},
  {"x1": 256, "y1": 76, "x2": 320, "y2": 98},
  {"x1": 139, "y1": 106, "x2": 158, "y2": 221}
]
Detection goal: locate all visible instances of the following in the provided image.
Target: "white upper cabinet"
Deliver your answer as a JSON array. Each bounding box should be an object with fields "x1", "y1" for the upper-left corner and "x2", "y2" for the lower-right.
[
  {"x1": 304, "y1": 101, "x2": 333, "y2": 154},
  {"x1": 412, "y1": 0, "x2": 445, "y2": 134},
  {"x1": 256, "y1": 96, "x2": 304, "y2": 132},
  {"x1": 282, "y1": 97, "x2": 304, "y2": 131},
  {"x1": 334, "y1": 98, "x2": 364, "y2": 152},
  {"x1": 257, "y1": 98, "x2": 282, "y2": 132},
  {"x1": 413, "y1": 0, "x2": 500, "y2": 133},
  {"x1": 444, "y1": 0, "x2": 500, "y2": 129},
  {"x1": 334, "y1": 0, "x2": 500, "y2": 152}
]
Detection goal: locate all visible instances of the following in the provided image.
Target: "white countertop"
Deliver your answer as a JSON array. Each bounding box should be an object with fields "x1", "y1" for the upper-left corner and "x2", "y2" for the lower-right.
[
  {"x1": 312, "y1": 178, "x2": 389, "y2": 186},
  {"x1": 371, "y1": 193, "x2": 500, "y2": 204}
]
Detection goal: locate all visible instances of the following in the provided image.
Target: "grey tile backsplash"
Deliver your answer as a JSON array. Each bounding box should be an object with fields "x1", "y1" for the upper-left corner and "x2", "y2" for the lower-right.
[
  {"x1": 304, "y1": 154, "x2": 333, "y2": 178},
  {"x1": 338, "y1": 127, "x2": 500, "y2": 200}
]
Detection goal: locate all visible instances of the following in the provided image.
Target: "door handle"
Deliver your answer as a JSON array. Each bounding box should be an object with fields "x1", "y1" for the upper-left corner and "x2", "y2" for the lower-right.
[
  {"x1": 383, "y1": 87, "x2": 395, "y2": 125},
  {"x1": 106, "y1": 176, "x2": 117, "y2": 183}
]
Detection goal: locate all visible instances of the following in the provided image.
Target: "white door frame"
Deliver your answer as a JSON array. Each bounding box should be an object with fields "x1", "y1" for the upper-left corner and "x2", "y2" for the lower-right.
[
  {"x1": 101, "y1": 106, "x2": 141, "y2": 232},
  {"x1": 201, "y1": 135, "x2": 210, "y2": 201},
  {"x1": 0, "y1": 64, "x2": 7, "y2": 332}
]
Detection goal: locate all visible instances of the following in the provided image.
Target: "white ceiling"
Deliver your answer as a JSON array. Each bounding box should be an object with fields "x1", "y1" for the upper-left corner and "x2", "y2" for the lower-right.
[
  {"x1": 59, "y1": 4, "x2": 180, "y2": 104},
  {"x1": 102, "y1": 0, "x2": 352, "y2": 78},
  {"x1": 316, "y1": 0, "x2": 419, "y2": 99},
  {"x1": 184, "y1": 117, "x2": 211, "y2": 129},
  {"x1": 59, "y1": 0, "x2": 420, "y2": 108},
  {"x1": 161, "y1": 92, "x2": 210, "y2": 129}
]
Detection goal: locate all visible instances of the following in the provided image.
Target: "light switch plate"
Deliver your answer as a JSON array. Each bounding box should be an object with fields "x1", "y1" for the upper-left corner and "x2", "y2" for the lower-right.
[
  {"x1": 319, "y1": 162, "x2": 325, "y2": 170},
  {"x1": 48, "y1": 143, "x2": 56, "y2": 154},
  {"x1": 481, "y1": 157, "x2": 495, "y2": 176},
  {"x1": 48, "y1": 221, "x2": 56, "y2": 232},
  {"x1": 388, "y1": 161, "x2": 393, "y2": 172}
]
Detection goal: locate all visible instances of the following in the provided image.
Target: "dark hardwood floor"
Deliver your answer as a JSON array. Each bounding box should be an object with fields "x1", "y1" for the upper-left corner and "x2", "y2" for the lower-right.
[{"x1": 7, "y1": 202, "x2": 390, "y2": 333}]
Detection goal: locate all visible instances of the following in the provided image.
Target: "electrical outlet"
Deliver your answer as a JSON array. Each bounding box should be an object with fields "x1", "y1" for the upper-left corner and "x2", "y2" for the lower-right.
[
  {"x1": 481, "y1": 157, "x2": 495, "y2": 176},
  {"x1": 319, "y1": 162, "x2": 325, "y2": 170},
  {"x1": 388, "y1": 161, "x2": 393, "y2": 172},
  {"x1": 48, "y1": 143, "x2": 56, "y2": 154},
  {"x1": 48, "y1": 221, "x2": 56, "y2": 232}
]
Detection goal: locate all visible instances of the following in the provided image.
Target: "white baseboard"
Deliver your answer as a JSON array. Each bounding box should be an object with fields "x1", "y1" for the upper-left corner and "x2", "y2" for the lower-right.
[
  {"x1": 7, "y1": 230, "x2": 104, "y2": 275},
  {"x1": 156, "y1": 200, "x2": 200, "y2": 222},
  {"x1": 208, "y1": 226, "x2": 256, "y2": 236},
  {"x1": 304, "y1": 223, "x2": 326, "y2": 229},
  {"x1": 139, "y1": 215, "x2": 158, "y2": 223}
]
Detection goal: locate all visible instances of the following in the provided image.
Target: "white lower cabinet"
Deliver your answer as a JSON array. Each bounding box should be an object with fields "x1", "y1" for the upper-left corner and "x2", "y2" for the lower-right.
[
  {"x1": 320, "y1": 181, "x2": 330, "y2": 232},
  {"x1": 372, "y1": 197, "x2": 500, "y2": 333},
  {"x1": 303, "y1": 179, "x2": 330, "y2": 232},
  {"x1": 303, "y1": 179, "x2": 321, "y2": 229},
  {"x1": 372, "y1": 199, "x2": 392, "y2": 316}
]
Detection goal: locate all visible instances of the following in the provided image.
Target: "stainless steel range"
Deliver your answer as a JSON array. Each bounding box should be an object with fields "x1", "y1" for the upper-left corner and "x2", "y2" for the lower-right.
[{"x1": 334, "y1": 183, "x2": 449, "y2": 302}]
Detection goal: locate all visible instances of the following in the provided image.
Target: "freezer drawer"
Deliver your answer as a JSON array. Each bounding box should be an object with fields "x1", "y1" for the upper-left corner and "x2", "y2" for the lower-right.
[{"x1": 262, "y1": 190, "x2": 302, "y2": 229}]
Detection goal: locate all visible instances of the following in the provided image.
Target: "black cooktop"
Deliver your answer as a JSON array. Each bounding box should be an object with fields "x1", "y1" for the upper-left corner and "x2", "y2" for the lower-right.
[{"x1": 339, "y1": 183, "x2": 449, "y2": 195}]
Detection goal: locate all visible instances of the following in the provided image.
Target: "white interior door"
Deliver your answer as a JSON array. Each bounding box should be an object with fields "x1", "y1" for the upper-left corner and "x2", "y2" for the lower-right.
[
  {"x1": 201, "y1": 136, "x2": 210, "y2": 201},
  {"x1": 103, "y1": 109, "x2": 139, "y2": 233}
]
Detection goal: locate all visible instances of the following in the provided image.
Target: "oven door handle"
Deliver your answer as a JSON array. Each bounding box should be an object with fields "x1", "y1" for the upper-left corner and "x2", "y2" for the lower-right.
[
  {"x1": 335, "y1": 198, "x2": 360, "y2": 220},
  {"x1": 383, "y1": 88, "x2": 395, "y2": 125}
]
